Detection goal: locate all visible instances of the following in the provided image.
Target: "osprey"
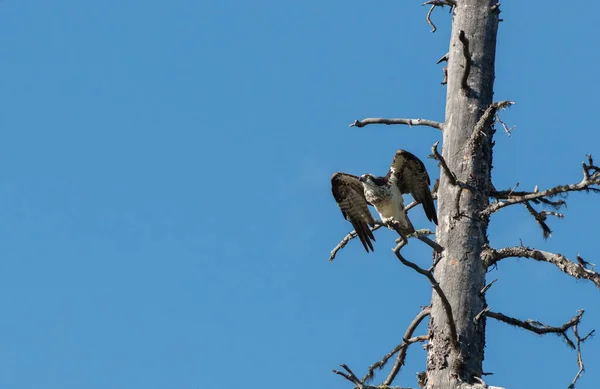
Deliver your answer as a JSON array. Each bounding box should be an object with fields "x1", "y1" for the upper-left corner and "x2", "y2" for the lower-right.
[{"x1": 331, "y1": 149, "x2": 438, "y2": 252}]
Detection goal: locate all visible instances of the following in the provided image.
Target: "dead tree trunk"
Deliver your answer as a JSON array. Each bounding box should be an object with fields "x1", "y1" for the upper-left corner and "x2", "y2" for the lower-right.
[
  {"x1": 330, "y1": 2, "x2": 600, "y2": 389},
  {"x1": 427, "y1": 1, "x2": 499, "y2": 387}
]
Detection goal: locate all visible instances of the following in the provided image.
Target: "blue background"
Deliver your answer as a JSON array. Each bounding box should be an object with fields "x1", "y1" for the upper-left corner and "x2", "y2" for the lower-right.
[{"x1": 0, "y1": 1, "x2": 598, "y2": 388}]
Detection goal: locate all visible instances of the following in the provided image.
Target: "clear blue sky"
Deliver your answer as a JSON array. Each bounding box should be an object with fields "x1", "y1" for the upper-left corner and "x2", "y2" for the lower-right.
[{"x1": 1, "y1": 1, "x2": 598, "y2": 388}]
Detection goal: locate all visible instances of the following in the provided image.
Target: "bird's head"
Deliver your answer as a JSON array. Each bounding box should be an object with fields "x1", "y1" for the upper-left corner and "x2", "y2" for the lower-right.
[{"x1": 359, "y1": 174, "x2": 387, "y2": 188}]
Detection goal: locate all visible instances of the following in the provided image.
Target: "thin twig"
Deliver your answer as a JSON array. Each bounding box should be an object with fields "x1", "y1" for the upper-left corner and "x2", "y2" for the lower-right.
[
  {"x1": 329, "y1": 223, "x2": 384, "y2": 261},
  {"x1": 474, "y1": 307, "x2": 491, "y2": 324},
  {"x1": 363, "y1": 308, "x2": 431, "y2": 384},
  {"x1": 480, "y1": 278, "x2": 498, "y2": 296},
  {"x1": 350, "y1": 118, "x2": 443, "y2": 131},
  {"x1": 393, "y1": 242, "x2": 458, "y2": 349},
  {"x1": 333, "y1": 364, "x2": 362, "y2": 386},
  {"x1": 437, "y1": 52, "x2": 449, "y2": 64},
  {"x1": 576, "y1": 254, "x2": 596, "y2": 270},
  {"x1": 333, "y1": 363, "x2": 413, "y2": 389},
  {"x1": 523, "y1": 201, "x2": 553, "y2": 239},
  {"x1": 568, "y1": 325, "x2": 595, "y2": 389},
  {"x1": 495, "y1": 113, "x2": 514, "y2": 136},
  {"x1": 482, "y1": 246, "x2": 600, "y2": 289},
  {"x1": 425, "y1": 4, "x2": 437, "y2": 32},
  {"x1": 421, "y1": 1, "x2": 456, "y2": 32},
  {"x1": 430, "y1": 141, "x2": 458, "y2": 186}
]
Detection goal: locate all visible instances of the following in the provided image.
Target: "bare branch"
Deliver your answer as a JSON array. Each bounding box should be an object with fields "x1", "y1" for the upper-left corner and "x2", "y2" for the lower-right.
[
  {"x1": 495, "y1": 113, "x2": 514, "y2": 136},
  {"x1": 568, "y1": 324, "x2": 595, "y2": 389},
  {"x1": 350, "y1": 118, "x2": 443, "y2": 131},
  {"x1": 458, "y1": 30, "x2": 471, "y2": 91},
  {"x1": 333, "y1": 363, "x2": 414, "y2": 389},
  {"x1": 523, "y1": 201, "x2": 553, "y2": 239},
  {"x1": 430, "y1": 141, "x2": 458, "y2": 186},
  {"x1": 482, "y1": 246, "x2": 600, "y2": 289},
  {"x1": 333, "y1": 364, "x2": 362, "y2": 386},
  {"x1": 329, "y1": 200, "x2": 429, "y2": 261},
  {"x1": 362, "y1": 308, "x2": 431, "y2": 384},
  {"x1": 473, "y1": 307, "x2": 490, "y2": 324},
  {"x1": 480, "y1": 278, "x2": 498, "y2": 296},
  {"x1": 329, "y1": 222, "x2": 384, "y2": 262},
  {"x1": 484, "y1": 155, "x2": 600, "y2": 216},
  {"x1": 421, "y1": 1, "x2": 456, "y2": 33},
  {"x1": 393, "y1": 243, "x2": 458, "y2": 349},
  {"x1": 437, "y1": 52, "x2": 449, "y2": 64},
  {"x1": 425, "y1": 4, "x2": 437, "y2": 32},
  {"x1": 412, "y1": 230, "x2": 445, "y2": 253},
  {"x1": 471, "y1": 101, "x2": 515, "y2": 146},
  {"x1": 576, "y1": 254, "x2": 596, "y2": 270},
  {"x1": 486, "y1": 310, "x2": 584, "y2": 348}
]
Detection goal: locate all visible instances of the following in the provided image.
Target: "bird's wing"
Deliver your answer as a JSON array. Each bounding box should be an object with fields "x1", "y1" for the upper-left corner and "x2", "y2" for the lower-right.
[
  {"x1": 331, "y1": 172, "x2": 376, "y2": 252},
  {"x1": 389, "y1": 150, "x2": 438, "y2": 225}
]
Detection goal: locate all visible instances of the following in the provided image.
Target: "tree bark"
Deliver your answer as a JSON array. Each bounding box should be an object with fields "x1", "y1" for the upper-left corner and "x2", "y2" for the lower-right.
[{"x1": 427, "y1": 1, "x2": 500, "y2": 388}]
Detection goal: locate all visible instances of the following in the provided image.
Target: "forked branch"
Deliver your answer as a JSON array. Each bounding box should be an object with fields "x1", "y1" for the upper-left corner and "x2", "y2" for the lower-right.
[
  {"x1": 393, "y1": 243, "x2": 458, "y2": 349},
  {"x1": 362, "y1": 307, "x2": 430, "y2": 384},
  {"x1": 485, "y1": 155, "x2": 600, "y2": 216},
  {"x1": 486, "y1": 309, "x2": 594, "y2": 388},
  {"x1": 333, "y1": 363, "x2": 412, "y2": 389},
  {"x1": 350, "y1": 118, "x2": 443, "y2": 131},
  {"x1": 482, "y1": 246, "x2": 600, "y2": 289},
  {"x1": 522, "y1": 200, "x2": 564, "y2": 239},
  {"x1": 329, "y1": 200, "x2": 427, "y2": 261},
  {"x1": 569, "y1": 324, "x2": 595, "y2": 389}
]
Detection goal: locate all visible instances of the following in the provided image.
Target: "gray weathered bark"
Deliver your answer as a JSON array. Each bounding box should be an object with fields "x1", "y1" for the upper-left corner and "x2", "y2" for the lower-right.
[{"x1": 427, "y1": 1, "x2": 499, "y2": 388}]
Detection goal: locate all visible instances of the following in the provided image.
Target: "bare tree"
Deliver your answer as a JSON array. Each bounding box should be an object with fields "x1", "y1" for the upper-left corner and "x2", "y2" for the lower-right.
[{"x1": 329, "y1": 2, "x2": 599, "y2": 389}]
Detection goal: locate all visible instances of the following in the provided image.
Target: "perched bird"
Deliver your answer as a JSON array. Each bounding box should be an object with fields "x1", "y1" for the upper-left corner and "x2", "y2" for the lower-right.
[{"x1": 331, "y1": 150, "x2": 438, "y2": 252}]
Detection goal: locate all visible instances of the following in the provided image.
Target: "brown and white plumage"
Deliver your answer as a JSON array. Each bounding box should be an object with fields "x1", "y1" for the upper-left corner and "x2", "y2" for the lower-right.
[
  {"x1": 331, "y1": 150, "x2": 438, "y2": 253},
  {"x1": 331, "y1": 172, "x2": 376, "y2": 252},
  {"x1": 388, "y1": 150, "x2": 438, "y2": 225}
]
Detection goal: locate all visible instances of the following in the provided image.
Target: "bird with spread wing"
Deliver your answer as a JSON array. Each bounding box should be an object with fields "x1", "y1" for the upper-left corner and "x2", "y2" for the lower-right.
[{"x1": 331, "y1": 149, "x2": 440, "y2": 253}]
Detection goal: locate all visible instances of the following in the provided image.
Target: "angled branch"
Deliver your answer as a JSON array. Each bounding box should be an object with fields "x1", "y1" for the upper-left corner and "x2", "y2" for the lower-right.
[
  {"x1": 350, "y1": 118, "x2": 443, "y2": 131},
  {"x1": 362, "y1": 307, "x2": 431, "y2": 384},
  {"x1": 329, "y1": 201, "x2": 427, "y2": 261},
  {"x1": 430, "y1": 141, "x2": 458, "y2": 186},
  {"x1": 480, "y1": 278, "x2": 498, "y2": 296},
  {"x1": 486, "y1": 310, "x2": 584, "y2": 348},
  {"x1": 482, "y1": 246, "x2": 600, "y2": 289},
  {"x1": 329, "y1": 222, "x2": 384, "y2": 262},
  {"x1": 484, "y1": 155, "x2": 600, "y2": 216},
  {"x1": 333, "y1": 363, "x2": 413, "y2": 389},
  {"x1": 422, "y1": 1, "x2": 456, "y2": 33},
  {"x1": 523, "y1": 200, "x2": 559, "y2": 239},
  {"x1": 568, "y1": 324, "x2": 595, "y2": 389},
  {"x1": 333, "y1": 364, "x2": 363, "y2": 386},
  {"x1": 393, "y1": 243, "x2": 458, "y2": 349},
  {"x1": 495, "y1": 112, "x2": 514, "y2": 136}
]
